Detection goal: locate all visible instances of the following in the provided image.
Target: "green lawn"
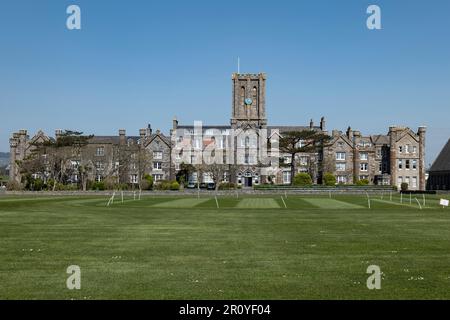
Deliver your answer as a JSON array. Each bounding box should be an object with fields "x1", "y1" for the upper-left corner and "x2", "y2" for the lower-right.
[{"x1": 0, "y1": 193, "x2": 449, "y2": 299}]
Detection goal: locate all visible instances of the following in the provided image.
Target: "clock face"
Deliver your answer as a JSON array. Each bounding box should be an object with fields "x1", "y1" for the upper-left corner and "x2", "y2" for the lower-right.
[{"x1": 244, "y1": 98, "x2": 253, "y2": 105}]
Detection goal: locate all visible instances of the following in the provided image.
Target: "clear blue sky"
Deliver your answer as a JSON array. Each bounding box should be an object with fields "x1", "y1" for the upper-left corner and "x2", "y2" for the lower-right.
[{"x1": 1, "y1": 0, "x2": 449, "y2": 166}]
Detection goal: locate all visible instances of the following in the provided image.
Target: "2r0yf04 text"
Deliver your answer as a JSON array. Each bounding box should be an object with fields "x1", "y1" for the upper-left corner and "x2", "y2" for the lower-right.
[{"x1": 222, "y1": 305, "x2": 271, "y2": 316}]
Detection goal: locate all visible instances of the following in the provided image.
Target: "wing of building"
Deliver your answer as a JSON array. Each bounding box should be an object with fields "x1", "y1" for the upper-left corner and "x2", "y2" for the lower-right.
[
  {"x1": 427, "y1": 138, "x2": 450, "y2": 190},
  {"x1": 9, "y1": 73, "x2": 427, "y2": 190}
]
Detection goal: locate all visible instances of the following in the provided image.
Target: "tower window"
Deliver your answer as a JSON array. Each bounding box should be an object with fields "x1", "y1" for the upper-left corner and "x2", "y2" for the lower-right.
[{"x1": 240, "y1": 86, "x2": 245, "y2": 107}]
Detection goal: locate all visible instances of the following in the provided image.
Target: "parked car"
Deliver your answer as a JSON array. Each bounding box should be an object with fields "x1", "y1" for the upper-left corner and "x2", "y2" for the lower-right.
[
  {"x1": 206, "y1": 183, "x2": 216, "y2": 190},
  {"x1": 186, "y1": 181, "x2": 196, "y2": 189}
]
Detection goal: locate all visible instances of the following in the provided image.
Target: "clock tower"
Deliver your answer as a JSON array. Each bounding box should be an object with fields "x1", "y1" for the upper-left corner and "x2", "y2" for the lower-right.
[{"x1": 231, "y1": 73, "x2": 267, "y2": 130}]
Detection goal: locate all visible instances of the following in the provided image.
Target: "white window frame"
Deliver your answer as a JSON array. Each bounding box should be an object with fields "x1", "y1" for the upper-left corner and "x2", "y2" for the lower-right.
[
  {"x1": 337, "y1": 175, "x2": 347, "y2": 184},
  {"x1": 96, "y1": 146, "x2": 105, "y2": 156},
  {"x1": 360, "y1": 152, "x2": 368, "y2": 161},
  {"x1": 153, "y1": 151, "x2": 163, "y2": 160},
  {"x1": 153, "y1": 162, "x2": 162, "y2": 170},
  {"x1": 282, "y1": 171, "x2": 291, "y2": 184},
  {"x1": 336, "y1": 152, "x2": 346, "y2": 161},
  {"x1": 360, "y1": 163, "x2": 368, "y2": 172}
]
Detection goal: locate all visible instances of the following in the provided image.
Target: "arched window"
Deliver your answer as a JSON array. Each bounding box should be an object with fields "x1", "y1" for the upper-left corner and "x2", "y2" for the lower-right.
[
  {"x1": 240, "y1": 86, "x2": 246, "y2": 109},
  {"x1": 252, "y1": 86, "x2": 258, "y2": 109}
]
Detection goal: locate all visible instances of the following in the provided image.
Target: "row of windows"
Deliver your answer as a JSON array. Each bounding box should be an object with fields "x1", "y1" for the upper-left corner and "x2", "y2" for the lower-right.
[
  {"x1": 336, "y1": 158, "x2": 367, "y2": 172},
  {"x1": 95, "y1": 147, "x2": 164, "y2": 160},
  {"x1": 336, "y1": 162, "x2": 388, "y2": 173},
  {"x1": 398, "y1": 159, "x2": 418, "y2": 170},
  {"x1": 95, "y1": 161, "x2": 164, "y2": 172},
  {"x1": 398, "y1": 145, "x2": 417, "y2": 154},
  {"x1": 336, "y1": 175, "x2": 369, "y2": 183},
  {"x1": 398, "y1": 176, "x2": 418, "y2": 188},
  {"x1": 336, "y1": 152, "x2": 371, "y2": 161},
  {"x1": 130, "y1": 174, "x2": 164, "y2": 184}
]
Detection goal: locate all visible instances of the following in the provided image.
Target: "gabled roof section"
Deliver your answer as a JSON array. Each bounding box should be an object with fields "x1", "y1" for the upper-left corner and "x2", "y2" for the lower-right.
[
  {"x1": 26, "y1": 130, "x2": 52, "y2": 151},
  {"x1": 329, "y1": 133, "x2": 353, "y2": 148},
  {"x1": 429, "y1": 138, "x2": 450, "y2": 172},
  {"x1": 144, "y1": 132, "x2": 171, "y2": 148},
  {"x1": 397, "y1": 128, "x2": 419, "y2": 143},
  {"x1": 371, "y1": 134, "x2": 390, "y2": 145}
]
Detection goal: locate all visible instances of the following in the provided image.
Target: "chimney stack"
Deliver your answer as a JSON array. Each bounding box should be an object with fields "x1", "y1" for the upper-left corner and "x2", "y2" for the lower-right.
[
  {"x1": 320, "y1": 117, "x2": 326, "y2": 131},
  {"x1": 346, "y1": 126, "x2": 353, "y2": 140},
  {"x1": 55, "y1": 129, "x2": 63, "y2": 140},
  {"x1": 147, "y1": 123, "x2": 152, "y2": 136}
]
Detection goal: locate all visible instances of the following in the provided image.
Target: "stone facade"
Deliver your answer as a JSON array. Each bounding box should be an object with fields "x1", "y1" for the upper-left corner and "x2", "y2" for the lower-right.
[
  {"x1": 9, "y1": 126, "x2": 173, "y2": 187},
  {"x1": 9, "y1": 73, "x2": 427, "y2": 190}
]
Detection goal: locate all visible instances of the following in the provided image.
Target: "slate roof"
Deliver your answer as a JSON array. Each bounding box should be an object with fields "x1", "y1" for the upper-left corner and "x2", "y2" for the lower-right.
[
  {"x1": 267, "y1": 126, "x2": 321, "y2": 132},
  {"x1": 371, "y1": 134, "x2": 390, "y2": 145},
  {"x1": 429, "y1": 138, "x2": 450, "y2": 172},
  {"x1": 89, "y1": 136, "x2": 140, "y2": 144},
  {"x1": 177, "y1": 125, "x2": 231, "y2": 129},
  {"x1": 176, "y1": 125, "x2": 321, "y2": 132}
]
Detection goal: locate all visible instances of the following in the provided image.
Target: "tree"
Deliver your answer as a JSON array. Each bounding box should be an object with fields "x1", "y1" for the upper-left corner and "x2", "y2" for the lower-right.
[
  {"x1": 323, "y1": 173, "x2": 336, "y2": 186},
  {"x1": 136, "y1": 148, "x2": 151, "y2": 191},
  {"x1": 142, "y1": 174, "x2": 153, "y2": 190},
  {"x1": 201, "y1": 163, "x2": 228, "y2": 191},
  {"x1": 176, "y1": 162, "x2": 195, "y2": 185},
  {"x1": 24, "y1": 130, "x2": 93, "y2": 191},
  {"x1": 401, "y1": 182, "x2": 409, "y2": 192},
  {"x1": 279, "y1": 130, "x2": 331, "y2": 185},
  {"x1": 293, "y1": 173, "x2": 312, "y2": 186}
]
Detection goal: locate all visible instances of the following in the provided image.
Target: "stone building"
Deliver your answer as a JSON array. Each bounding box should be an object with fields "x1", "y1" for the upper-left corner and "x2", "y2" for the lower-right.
[
  {"x1": 9, "y1": 72, "x2": 427, "y2": 190},
  {"x1": 323, "y1": 125, "x2": 426, "y2": 190},
  {"x1": 9, "y1": 126, "x2": 173, "y2": 187}
]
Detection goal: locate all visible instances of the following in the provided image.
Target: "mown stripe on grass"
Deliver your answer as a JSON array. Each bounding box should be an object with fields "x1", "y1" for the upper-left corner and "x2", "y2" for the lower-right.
[
  {"x1": 302, "y1": 198, "x2": 363, "y2": 209},
  {"x1": 236, "y1": 198, "x2": 280, "y2": 209},
  {"x1": 152, "y1": 198, "x2": 210, "y2": 208}
]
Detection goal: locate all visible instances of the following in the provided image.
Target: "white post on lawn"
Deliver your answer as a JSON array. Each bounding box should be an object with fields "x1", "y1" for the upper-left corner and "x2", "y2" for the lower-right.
[
  {"x1": 133, "y1": 191, "x2": 136, "y2": 201},
  {"x1": 381, "y1": 192, "x2": 384, "y2": 200},
  {"x1": 410, "y1": 193, "x2": 412, "y2": 204},
  {"x1": 285, "y1": 190, "x2": 287, "y2": 199},
  {"x1": 107, "y1": 192, "x2": 116, "y2": 206},
  {"x1": 390, "y1": 191, "x2": 392, "y2": 201},
  {"x1": 215, "y1": 196, "x2": 219, "y2": 209},
  {"x1": 138, "y1": 189, "x2": 141, "y2": 201},
  {"x1": 281, "y1": 196, "x2": 287, "y2": 208},
  {"x1": 107, "y1": 194, "x2": 113, "y2": 206},
  {"x1": 423, "y1": 194, "x2": 426, "y2": 207},
  {"x1": 415, "y1": 198, "x2": 422, "y2": 210},
  {"x1": 366, "y1": 192, "x2": 371, "y2": 209},
  {"x1": 121, "y1": 191, "x2": 124, "y2": 203}
]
